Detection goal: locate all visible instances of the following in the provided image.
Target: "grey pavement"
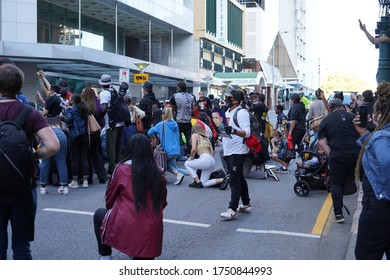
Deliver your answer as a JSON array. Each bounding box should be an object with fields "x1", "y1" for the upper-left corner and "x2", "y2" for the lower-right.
[{"x1": 268, "y1": 109, "x2": 361, "y2": 260}]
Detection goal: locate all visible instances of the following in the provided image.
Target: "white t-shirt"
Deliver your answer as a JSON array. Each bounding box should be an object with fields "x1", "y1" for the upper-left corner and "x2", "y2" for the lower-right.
[
  {"x1": 100, "y1": 89, "x2": 125, "y2": 129},
  {"x1": 222, "y1": 106, "x2": 251, "y2": 156}
]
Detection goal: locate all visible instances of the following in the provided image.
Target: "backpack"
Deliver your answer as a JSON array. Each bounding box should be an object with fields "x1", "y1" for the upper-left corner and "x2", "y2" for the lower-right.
[
  {"x1": 0, "y1": 105, "x2": 34, "y2": 193},
  {"x1": 108, "y1": 88, "x2": 131, "y2": 128},
  {"x1": 233, "y1": 108, "x2": 262, "y2": 154}
]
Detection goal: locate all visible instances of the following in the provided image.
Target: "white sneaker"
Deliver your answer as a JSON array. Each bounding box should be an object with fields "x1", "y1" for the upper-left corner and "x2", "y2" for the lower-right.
[
  {"x1": 220, "y1": 208, "x2": 237, "y2": 220},
  {"x1": 58, "y1": 186, "x2": 69, "y2": 195},
  {"x1": 99, "y1": 255, "x2": 112, "y2": 260},
  {"x1": 68, "y1": 180, "x2": 79, "y2": 188},
  {"x1": 174, "y1": 173, "x2": 185, "y2": 185},
  {"x1": 238, "y1": 204, "x2": 252, "y2": 213},
  {"x1": 82, "y1": 179, "x2": 89, "y2": 188},
  {"x1": 40, "y1": 187, "x2": 47, "y2": 195}
]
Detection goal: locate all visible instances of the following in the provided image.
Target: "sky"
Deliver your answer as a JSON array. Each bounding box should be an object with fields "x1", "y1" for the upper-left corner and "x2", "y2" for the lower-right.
[{"x1": 319, "y1": 0, "x2": 381, "y2": 88}]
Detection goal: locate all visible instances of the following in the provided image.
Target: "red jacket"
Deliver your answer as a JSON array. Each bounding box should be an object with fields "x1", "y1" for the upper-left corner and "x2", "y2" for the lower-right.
[{"x1": 100, "y1": 163, "x2": 167, "y2": 258}]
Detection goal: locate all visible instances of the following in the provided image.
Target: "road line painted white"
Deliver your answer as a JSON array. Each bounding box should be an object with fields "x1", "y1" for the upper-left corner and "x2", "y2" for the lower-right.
[
  {"x1": 43, "y1": 208, "x2": 211, "y2": 228},
  {"x1": 163, "y1": 219, "x2": 211, "y2": 228},
  {"x1": 236, "y1": 228, "x2": 321, "y2": 239},
  {"x1": 43, "y1": 208, "x2": 94, "y2": 215}
]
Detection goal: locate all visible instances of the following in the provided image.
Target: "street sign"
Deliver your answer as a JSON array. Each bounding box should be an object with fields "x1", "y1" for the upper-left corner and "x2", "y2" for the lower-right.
[
  {"x1": 119, "y1": 68, "x2": 130, "y2": 83},
  {"x1": 134, "y1": 73, "x2": 149, "y2": 83}
]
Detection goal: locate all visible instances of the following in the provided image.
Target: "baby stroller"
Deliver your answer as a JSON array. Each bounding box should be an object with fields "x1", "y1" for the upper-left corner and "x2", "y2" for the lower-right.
[{"x1": 293, "y1": 150, "x2": 329, "y2": 197}]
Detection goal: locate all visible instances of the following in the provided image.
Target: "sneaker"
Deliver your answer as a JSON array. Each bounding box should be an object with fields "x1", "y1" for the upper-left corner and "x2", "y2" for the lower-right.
[
  {"x1": 174, "y1": 173, "x2": 185, "y2": 185},
  {"x1": 266, "y1": 169, "x2": 279, "y2": 181},
  {"x1": 238, "y1": 204, "x2": 252, "y2": 213},
  {"x1": 219, "y1": 176, "x2": 229, "y2": 190},
  {"x1": 58, "y1": 186, "x2": 69, "y2": 195},
  {"x1": 82, "y1": 179, "x2": 89, "y2": 188},
  {"x1": 275, "y1": 166, "x2": 289, "y2": 174},
  {"x1": 220, "y1": 208, "x2": 237, "y2": 220},
  {"x1": 40, "y1": 187, "x2": 47, "y2": 195},
  {"x1": 334, "y1": 214, "x2": 345, "y2": 223},
  {"x1": 189, "y1": 181, "x2": 203, "y2": 188},
  {"x1": 68, "y1": 180, "x2": 79, "y2": 189},
  {"x1": 99, "y1": 255, "x2": 112, "y2": 260}
]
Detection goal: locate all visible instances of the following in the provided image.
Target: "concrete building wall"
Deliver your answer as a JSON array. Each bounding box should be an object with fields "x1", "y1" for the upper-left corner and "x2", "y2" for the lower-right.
[{"x1": 1, "y1": 0, "x2": 37, "y2": 43}]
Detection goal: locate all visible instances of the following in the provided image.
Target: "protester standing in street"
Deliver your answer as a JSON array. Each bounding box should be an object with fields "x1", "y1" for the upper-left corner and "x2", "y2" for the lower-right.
[
  {"x1": 220, "y1": 90, "x2": 251, "y2": 220},
  {"x1": 0, "y1": 61, "x2": 60, "y2": 259},
  {"x1": 318, "y1": 98, "x2": 361, "y2": 223},
  {"x1": 354, "y1": 81, "x2": 390, "y2": 260}
]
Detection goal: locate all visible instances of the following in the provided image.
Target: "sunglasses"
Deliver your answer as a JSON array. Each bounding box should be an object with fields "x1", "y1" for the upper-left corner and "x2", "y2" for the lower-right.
[{"x1": 225, "y1": 96, "x2": 235, "y2": 101}]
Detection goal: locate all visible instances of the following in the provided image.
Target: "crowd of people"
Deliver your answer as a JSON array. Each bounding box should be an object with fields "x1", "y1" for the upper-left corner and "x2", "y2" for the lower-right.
[{"x1": 0, "y1": 55, "x2": 389, "y2": 260}]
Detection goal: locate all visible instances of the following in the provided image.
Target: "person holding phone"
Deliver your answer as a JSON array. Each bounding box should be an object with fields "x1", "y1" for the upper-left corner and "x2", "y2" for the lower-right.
[
  {"x1": 318, "y1": 98, "x2": 361, "y2": 223},
  {"x1": 353, "y1": 81, "x2": 390, "y2": 260}
]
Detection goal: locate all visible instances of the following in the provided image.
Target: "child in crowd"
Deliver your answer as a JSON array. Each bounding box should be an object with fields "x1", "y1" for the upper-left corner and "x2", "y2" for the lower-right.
[
  {"x1": 296, "y1": 145, "x2": 327, "y2": 169},
  {"x1": 271, "y1": 130, "x2": 289, "y2": 173}
]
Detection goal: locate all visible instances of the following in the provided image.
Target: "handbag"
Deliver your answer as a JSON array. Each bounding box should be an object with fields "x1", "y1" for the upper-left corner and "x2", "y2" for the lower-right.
[
  {"x1": 264, "y1": 115, "x2": 274, "y2": 141},
  {"x1": 309, "y1": 115, "x2": 325, "y2": 131},
  {"x1": 88, "y1": 114, "x2": 101, "y2": 134},
  {"x1": 154, "y1": 122, "x2": 168, "y2": 172},
  {"x1": 134, "y1": 108, "x2": 144, "y2": 133}
]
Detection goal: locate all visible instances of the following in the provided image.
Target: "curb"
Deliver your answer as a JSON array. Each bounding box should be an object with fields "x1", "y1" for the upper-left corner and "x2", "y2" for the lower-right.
[{"x1": 345, "y1": 183, "x2": 363, "y2": 260}]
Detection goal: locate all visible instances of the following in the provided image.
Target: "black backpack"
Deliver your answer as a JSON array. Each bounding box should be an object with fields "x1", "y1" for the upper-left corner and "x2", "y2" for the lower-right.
[
  {"x1": 0, "y1": 105, "x2": 33, "y2": 193},
  {"x1": 108, "y1": 88, "x2": 131, "y2": 128},
  {"x1": 233, "y1": 107, "x2": 262, "y2": 154}
]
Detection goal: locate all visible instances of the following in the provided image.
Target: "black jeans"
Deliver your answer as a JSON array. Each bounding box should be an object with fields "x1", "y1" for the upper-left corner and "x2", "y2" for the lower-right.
[
  {"x1": 292, "y1": 128, "x2": 305, "y2": 155},
  {"x1": 223, "y1": 154, "x2": 249, "y2": 211},
  {"x1": 355, "y1": 175, "x2": 390, "y2": 260},
  {"x1": 328, "y1": 153, "x2": 358, "y2": 215},
  {"x1": 93, "y1": 208, "x2": 112, "y2": 256},
  {"x1": 88, "y1": 133, "x2": 108, "y2": 182},
  {"x1": 0, "y1": 194, "x2": 33, "y2": 260},
  {"x1": 177, "y1": 122, "x2": 192, "y2": 155}
]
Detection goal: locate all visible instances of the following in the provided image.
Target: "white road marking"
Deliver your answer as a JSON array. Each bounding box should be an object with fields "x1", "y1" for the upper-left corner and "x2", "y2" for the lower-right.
[
  {"x1": 163, "y1": 219, "x2": 211, "y2": 228},
  {"x1": 42, "y1": 208, "x2": 211, "y2": 228},
  {"x1": 236, "y1": 228, "x2": 321, "y2": 239},
  {"x1": 43, "y1": 208, "x2": 94, "y2": 215}
]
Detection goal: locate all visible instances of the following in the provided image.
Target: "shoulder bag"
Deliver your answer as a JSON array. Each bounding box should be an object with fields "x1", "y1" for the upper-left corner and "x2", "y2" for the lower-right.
[
  {"x1": 154, "y1": 122, "x2": 168, "y2": 172},
  {"x1": 87, "y1": 114, "x2": 101, "y2": 147},
  {"x1": 264, "y1": 114, "x2": 274, "y2": 142},
  {"x1": 134, "y1": 108, "x2": 144, "y2": 133}
]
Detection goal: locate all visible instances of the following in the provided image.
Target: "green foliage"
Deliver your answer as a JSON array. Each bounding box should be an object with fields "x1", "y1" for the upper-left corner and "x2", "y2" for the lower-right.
[{"x1": 320, "y1": 72, "x2": 374, "y2": 97}]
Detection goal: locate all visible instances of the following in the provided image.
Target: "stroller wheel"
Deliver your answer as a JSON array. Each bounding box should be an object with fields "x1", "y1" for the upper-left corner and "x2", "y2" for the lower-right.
[{"x1": 294, "y1": 181, "x2": 310, "y2": 197}]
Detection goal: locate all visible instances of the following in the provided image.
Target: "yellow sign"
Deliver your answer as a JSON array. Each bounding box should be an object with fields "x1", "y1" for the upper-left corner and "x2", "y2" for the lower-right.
[{"x1": 134, "y1": 73, "x2": 149, "y2": 83}]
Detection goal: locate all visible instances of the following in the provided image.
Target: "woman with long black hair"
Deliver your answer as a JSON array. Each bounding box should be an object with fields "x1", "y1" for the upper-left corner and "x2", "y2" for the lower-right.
[{"x1": 93, "y1": 133, "x2": 167, "y2": 260}]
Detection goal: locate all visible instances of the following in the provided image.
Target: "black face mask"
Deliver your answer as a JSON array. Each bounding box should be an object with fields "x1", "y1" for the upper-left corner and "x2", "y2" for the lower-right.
[{"x1": 226, "y1": 99, "x2": 234, "y2": 108}]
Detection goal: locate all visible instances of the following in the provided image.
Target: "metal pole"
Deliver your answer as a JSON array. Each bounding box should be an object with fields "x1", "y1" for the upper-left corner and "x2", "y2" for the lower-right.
[
  {"x1": 171, "y1": 28, "x2": 174, "y2": 67},
  {"x1": 272, "y1": 35, "x2": 275, "y2": 109},
  {"x1": 78, "y1": 0, "x2": 81, "y2": 46},
  {"x1": 115, "y1": 1, "x2": 118, "y2": 54},
  {"x1": 149, "y1": 18, "x2": 152, "y2": 62}
]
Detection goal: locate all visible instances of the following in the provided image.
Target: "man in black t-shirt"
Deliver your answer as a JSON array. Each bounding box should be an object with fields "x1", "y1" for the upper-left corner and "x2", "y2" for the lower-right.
[
  {"x1": 196, "y1": 91, "x2": 212, "y2": 115},
  {"x1": 287, "y1": 93, "x2": 306, "y2": 157},
  {"x1": 318, "y1": 98, "x2": 361, "y2": 223},
  {"x1": 43, "y1": 85, "x2": 65, "y2": 117}
]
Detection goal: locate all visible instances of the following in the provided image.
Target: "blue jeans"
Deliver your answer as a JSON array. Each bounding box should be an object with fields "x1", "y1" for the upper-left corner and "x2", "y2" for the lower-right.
[
  {"x1": 167, "y1": 155, "x2": 188, "y2": 175},
  {"x1": 40, "y1": 128, "x2": 69, "y2": 186},
  {"x1": 0, "y1": 194, "x2": 33, "y2": 260}
]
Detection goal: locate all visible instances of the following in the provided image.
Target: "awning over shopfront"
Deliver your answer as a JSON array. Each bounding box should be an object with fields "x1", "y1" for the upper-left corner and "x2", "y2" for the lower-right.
[{"x1": 214, "y1": 71, "x2": 266, "y2": 88}]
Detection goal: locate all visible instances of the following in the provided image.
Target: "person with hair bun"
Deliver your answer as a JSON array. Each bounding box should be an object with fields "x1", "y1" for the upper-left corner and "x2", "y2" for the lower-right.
[{"x1": 354, "y1": 81, "x2": 390, "y2": 260}]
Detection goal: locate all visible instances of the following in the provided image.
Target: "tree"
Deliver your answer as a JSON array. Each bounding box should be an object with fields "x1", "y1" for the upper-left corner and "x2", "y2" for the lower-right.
[{"x1": 320, "y1": 72, "x2": 374, "y2": 96}]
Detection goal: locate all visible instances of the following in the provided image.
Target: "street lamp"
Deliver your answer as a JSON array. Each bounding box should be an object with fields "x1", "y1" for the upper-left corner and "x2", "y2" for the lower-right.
[
  {"x1": 272, "y1": 31, "x2": 288, "y2": 108},
  {"x1": 376, "y1": 0, "x2": 390, "y2": 83},
  {"x1": 134, "y1": 63, "x2": 150, "y2": 95}
]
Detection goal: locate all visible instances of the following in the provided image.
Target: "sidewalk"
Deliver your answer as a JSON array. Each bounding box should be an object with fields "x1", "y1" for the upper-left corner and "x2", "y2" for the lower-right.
[{"x1": 345, "y1": 184, "x2": 363, "y2": 260}]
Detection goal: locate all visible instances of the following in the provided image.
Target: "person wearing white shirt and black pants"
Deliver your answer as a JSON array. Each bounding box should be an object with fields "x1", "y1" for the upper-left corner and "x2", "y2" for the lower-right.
[{"x1": 220, "y1": 90, "x2": 252, "y2": 220}]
